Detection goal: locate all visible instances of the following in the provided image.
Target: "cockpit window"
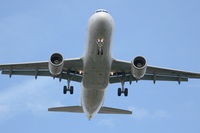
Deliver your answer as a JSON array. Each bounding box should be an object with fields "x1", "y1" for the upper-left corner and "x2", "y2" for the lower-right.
[{"x1": 95, "y1": 9, "x2": 108, "y2": 13}]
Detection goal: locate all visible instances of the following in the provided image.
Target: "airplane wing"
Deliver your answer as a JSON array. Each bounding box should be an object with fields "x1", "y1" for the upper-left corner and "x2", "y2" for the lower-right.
[
  {"x1": 110, "y1": 59, "x2": 200, "y2": 84},
  {"x1": 0, "y1": 58, "x2": 83, "y2": 82}
]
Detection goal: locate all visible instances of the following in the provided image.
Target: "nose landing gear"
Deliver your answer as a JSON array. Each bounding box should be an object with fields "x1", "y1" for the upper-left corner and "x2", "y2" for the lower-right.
[{"x1": 96, "y1": 38, "x2": 104, "y2": 55}]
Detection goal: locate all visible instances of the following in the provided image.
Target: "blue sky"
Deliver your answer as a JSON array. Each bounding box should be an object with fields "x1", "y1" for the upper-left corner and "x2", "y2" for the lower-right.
[{"x1": 0, "y1": 0, "x2": 200, "y2": 132}]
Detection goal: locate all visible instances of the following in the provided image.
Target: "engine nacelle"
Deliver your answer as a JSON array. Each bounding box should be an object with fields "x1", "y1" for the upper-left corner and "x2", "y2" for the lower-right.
[
  {"x1": 131, "y1": 56, "x2": 147, "y2": 79},
  {"x1": 48, "y1": 53, "x2": 64, "y2": 76}
]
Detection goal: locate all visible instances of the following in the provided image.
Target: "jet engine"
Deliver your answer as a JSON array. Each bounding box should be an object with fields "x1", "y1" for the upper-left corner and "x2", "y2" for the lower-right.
[
  {"x1": 48, "y1": 53, "x2": 64, "y2": 76},
  {"x1": 131, "y1": 56, "x2": 147, "y2": 79}
]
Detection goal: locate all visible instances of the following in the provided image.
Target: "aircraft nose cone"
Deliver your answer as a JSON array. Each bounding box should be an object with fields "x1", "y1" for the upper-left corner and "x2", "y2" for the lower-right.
[
  {"x1": 95, "y1": 13, "x2": 112, "y2": 25},
  {"x1": 89, "y1": 11, "x2": 113, "y2": 28}
]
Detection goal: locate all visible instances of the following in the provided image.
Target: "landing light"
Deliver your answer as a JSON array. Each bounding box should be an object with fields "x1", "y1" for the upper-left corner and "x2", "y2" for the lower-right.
[
  {"x1": 97, "y1": 38, "x2": 101, "y2": 43},
  {"x1": 97, "y1": 38, "x2": 104, "y2": 43},
  {"x1": 79, "y1": 70, "x2": 83, "y2": 74}
]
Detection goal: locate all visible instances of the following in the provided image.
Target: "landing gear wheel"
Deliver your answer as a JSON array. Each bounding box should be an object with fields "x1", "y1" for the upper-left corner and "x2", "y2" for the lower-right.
[
  {"x1": 124, "y1": 88, "x2": 128, "y2": 96},
  {"x1": 70, "y1": 86, "x2": 74, "y2": 95},
  {"x1": 97, "y1": 49, "x2": 103, "y2": 55},
  {"x1": 63, "y1": 86, "x2": 67, "y2": 94},
  {"x1": 118, "y1": 88, "x2": 122, "y2": 96}
]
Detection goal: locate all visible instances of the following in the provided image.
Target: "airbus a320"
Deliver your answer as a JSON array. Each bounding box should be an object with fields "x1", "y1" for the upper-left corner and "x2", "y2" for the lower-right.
[{"x1": 1, "y1": 9, "x2": 200, "y2": 119}]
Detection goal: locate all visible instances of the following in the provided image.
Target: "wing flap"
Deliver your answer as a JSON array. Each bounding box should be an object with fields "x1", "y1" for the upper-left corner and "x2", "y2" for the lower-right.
[
  {"x1": 2, "y1": 70, "x2": 50, "y2": 76},
  {"x1": 110, "y1": 74, "x2": 188, "y2": 83},
  {"x1": 2, "y1": 70, "x2": 83, "y2": 82}
]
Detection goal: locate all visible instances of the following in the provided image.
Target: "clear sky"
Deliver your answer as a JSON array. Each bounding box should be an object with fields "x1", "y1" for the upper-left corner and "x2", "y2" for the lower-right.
[{"x1": 0, "y1": 0, "x2": 200, "y2": 133}]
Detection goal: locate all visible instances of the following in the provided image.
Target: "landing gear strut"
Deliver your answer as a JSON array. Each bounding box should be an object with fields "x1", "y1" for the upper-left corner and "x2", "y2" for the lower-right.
[
  {"x1": 63, "y1": 80, "x2": 74, "y2": 95},
  {"x1": 117, "y1": 81, "x2": 128, "y2": 97}
]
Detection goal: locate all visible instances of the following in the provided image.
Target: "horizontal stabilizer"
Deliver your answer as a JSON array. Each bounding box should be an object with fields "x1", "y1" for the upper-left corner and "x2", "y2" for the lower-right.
[
  {"x1": 48, "y1": 106, "x2": 132, "y2": 114},
  {"x1": 48, "y1": 106, "x2": 83, "y2": 113},
  {"x1": 99, "y1": 106, "x2": 132, "y2": 114}
]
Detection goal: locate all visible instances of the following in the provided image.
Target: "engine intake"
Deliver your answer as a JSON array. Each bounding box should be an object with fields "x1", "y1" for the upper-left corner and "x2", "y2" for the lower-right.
[
  {"x1": 48, "y1": 53, "x2": 64, "y2": 76},
  {"x1": 131, "y1": 56, "x2": 147, "y2": 79}
]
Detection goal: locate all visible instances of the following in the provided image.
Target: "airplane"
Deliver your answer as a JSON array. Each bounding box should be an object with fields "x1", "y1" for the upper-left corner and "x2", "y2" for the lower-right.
[{"x1": 1, "y1": 9, "x2": 200, "y2": 119}]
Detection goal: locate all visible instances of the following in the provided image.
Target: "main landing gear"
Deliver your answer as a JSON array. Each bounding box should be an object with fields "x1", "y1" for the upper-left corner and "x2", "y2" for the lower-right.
[
  {"x1": 63, "y1": 80, "x2": 74, "y2": 95},
  {"x1": 117, "y1": 81, "x2": 128, "y2": 97}
]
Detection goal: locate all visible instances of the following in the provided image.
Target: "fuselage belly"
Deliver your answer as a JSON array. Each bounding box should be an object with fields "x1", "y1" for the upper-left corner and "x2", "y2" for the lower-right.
[{"x1": 81, "y1": 11, "x2": 113, "y2": 118}]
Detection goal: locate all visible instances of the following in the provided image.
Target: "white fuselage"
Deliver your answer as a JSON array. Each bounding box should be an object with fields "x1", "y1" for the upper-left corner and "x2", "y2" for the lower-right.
[{"x1": 81, "y1": 11, "x2": 113, "y2": 118}]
